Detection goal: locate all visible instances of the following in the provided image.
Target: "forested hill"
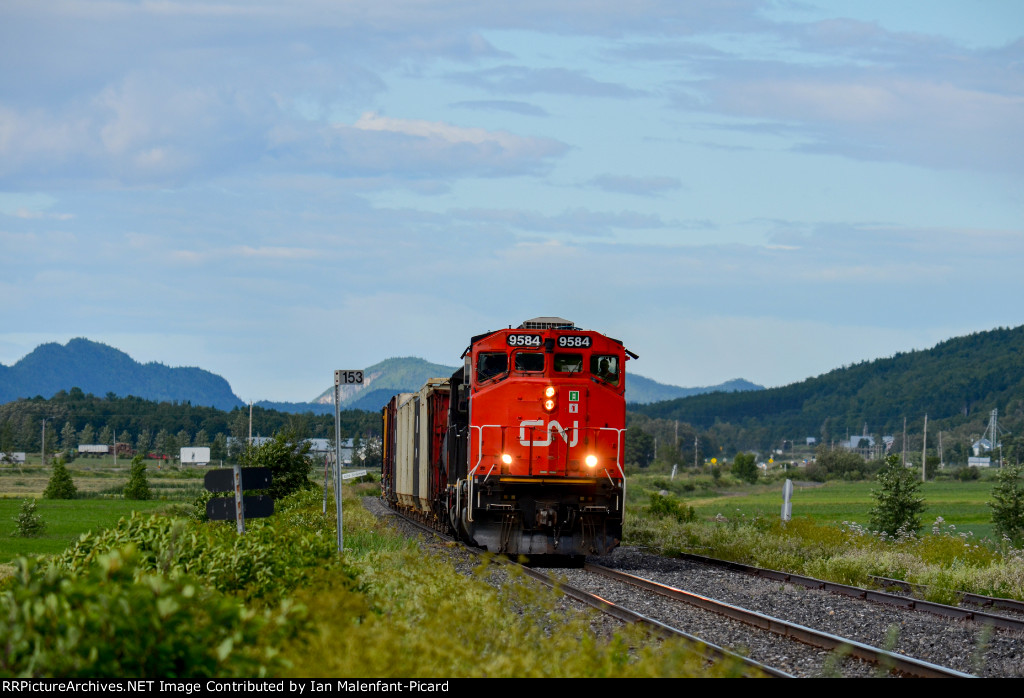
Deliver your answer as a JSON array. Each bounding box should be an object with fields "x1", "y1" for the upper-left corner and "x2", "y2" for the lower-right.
[
  {"x1": 632, "y1": 325, "x2": 1024, "y2": 446},
  {"x1": 307, "y1": 357, "x2": 763, "y2": 412},
  {"x1": 627, "y1": 375, "x2": 762, "y2": 404},
  {"x1": 0, "y1": 338, "x2": 244, "y2": 410},
  {"x1": 310, "y1": 357, "x2": 461, "y2": 412}
]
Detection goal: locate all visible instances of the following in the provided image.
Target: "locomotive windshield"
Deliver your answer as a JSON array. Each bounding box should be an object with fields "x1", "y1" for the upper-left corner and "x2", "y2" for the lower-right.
[
  {"x1": 553, "y1": 353, "x2": 583, "y2": 373},
  {"x1": 477, "y1": 352, "x2": 507, "y2": 382},
  {"x1": 514, "y1": 352, "x2": 544, "y2": 372},
  {"x1": 591, "y1": 355, "x2": 620, "y2": 385}
]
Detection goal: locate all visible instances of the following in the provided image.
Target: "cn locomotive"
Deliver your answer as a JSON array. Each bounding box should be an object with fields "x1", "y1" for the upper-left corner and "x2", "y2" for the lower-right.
[{"x1": 381, "y1": 317, "x2": 635, "y2": 560}]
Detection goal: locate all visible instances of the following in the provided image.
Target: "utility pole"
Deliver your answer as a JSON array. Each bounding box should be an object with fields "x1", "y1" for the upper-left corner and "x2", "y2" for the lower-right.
[
  {"x1": 922, "y1": 414, "x2": 928, "y2": 482},
  {"x1": 694, "y1": 436, "x2": 699, "y2": 470},
  {"x1": 41, "y1": 419, "x2": 47, "y2": 465},
  {"x1": 248, "y1": 401, "x2": 253, "y2": 446},
  {"x1": 902, "y1": 416, "x2": 907, "y2": 467}
]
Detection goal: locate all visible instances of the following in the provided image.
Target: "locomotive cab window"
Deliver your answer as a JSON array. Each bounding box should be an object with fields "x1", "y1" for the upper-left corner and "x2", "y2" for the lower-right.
[
  {"x1": 591, "y1": 355, "x2": 620, "y2": 385},
  {"x1": 554, "y1": 353, "x2": 584, "y2": 373},
  {"x1": 514, "y1": 352, "x2": 545, "y2": 372},
  {"x1": 477, "y1": 352, "x2": 508, "y2": 383}
]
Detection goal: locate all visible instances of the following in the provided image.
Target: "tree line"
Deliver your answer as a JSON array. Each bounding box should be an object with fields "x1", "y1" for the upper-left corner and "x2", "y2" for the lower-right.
[
  {"x1": 0, "y1": 388, "x2": 381, "y2": 461},
  {"x1": 628, "y1": 325, "x2": 1024, "y2": 459}
]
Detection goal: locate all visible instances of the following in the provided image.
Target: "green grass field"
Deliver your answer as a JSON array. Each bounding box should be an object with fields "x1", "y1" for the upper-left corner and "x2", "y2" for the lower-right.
[
  {"x1": 681, "y1": 479, "x2": 997, "y2": 538},
  {"x1": 0, "y1": 498, "x2": 172, "y2": 561},
  {"x1": 0, "y1": 459, "x2": 203, "y2": 562}
]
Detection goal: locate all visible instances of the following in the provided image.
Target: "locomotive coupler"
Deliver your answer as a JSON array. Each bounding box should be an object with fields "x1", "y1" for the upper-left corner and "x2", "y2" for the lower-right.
[{"x1": 535, "y1": 505, "x2": 558, "y2": 528}]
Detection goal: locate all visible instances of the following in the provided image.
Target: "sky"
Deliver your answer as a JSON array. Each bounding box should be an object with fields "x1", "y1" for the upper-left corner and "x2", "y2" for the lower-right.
[{"x1": 1, "y1": 0, "x2": 1022, "y2": 403}]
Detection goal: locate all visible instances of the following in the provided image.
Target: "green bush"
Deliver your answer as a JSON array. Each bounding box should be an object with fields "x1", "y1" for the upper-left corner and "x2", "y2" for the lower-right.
[
  {"x1": 123, "y1": 454, "x2": 152, "y2": 500},
  {"x1": 731, "y1": 453, "x2": 758, "y2": 484},
  {"x1": 191, "y1": 488, "x2": 215, "y2": 522},
  {"x1": 55, "y1": 490, "x2": 344, "y2": 602},
  {"x1": 240, "y1": 431, "x2": 315, "y2": 500},
  {"x1": 957, "y1": 466, "x2": 981, "y2": 481},
  {"x1": 646, "y1": 492, "x2": 696, "y2": 523},
  {"x1": 0, "y1": 552, "x2": 302, "y2": 677},
  {"x1": 43, "y1": 458, "x2": 77, "y2": 499},
  {"x1": 12, "y1": 499, "x2": 45, "y2": 538},
  {"x1": 990, "y1": 464, "x2": 1024, "y2": 540},
  {"x1": 869, "y1": 454, "x2": 925, "y2": 537}
]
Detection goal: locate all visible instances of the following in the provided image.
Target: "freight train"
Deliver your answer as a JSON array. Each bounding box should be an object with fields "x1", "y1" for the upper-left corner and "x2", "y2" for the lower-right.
[{"x1": 381, "y1": 317, "x2": 635, "y2": 561}]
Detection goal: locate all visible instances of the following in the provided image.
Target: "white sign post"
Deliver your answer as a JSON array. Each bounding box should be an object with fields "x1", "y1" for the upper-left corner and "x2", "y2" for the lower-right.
[
  {"x1": 781, "y1": 478, "x2": 793, "y2": 523},
  {"x1": 333, "y1": 369, "x2": 364, "y2": 554}
]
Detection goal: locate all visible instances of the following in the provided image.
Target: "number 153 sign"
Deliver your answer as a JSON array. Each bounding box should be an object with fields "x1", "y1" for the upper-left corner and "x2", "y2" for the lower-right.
[{"x1": 335, "y1": 369, "x2": 364, "y2": 385}]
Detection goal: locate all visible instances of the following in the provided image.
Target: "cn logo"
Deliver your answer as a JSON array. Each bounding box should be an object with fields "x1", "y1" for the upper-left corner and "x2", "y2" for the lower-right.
[{"x1": 519, "y1": 420, "x2": 579, "y2": 447}]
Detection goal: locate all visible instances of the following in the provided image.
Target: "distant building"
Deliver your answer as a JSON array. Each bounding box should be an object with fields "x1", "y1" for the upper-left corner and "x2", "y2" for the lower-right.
[
  {"x1": 1, "y1": 452, "x2": 27, "y2": 464},
  {"x1": 973, "y1": 438, "x2": 997, "y2": 456},
  {"x1": 180, "y1": 447, "x2": 211, "y2": 465},
  {"x1": 307, "y1": 438, "x2": 331, "y2": 455},
  {"x1": 842, "y1": 435, "x2": 876, "y2": 450},
  {"x1": 78, "y1": 444, "x2": 110, "y2": 455},
  {"x1": 227, "y1": 436, "x2": 355, "y2": 465}
]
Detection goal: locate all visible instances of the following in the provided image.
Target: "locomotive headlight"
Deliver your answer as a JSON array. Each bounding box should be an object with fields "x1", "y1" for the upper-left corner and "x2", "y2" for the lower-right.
[
  {"x1": 544, "y1": 386, "x2": 555, "y2": 398},
  {"x1": 501, "y1": 453, "x2": 513, "y2": 465},
  {"x1": 544, "y1": 399, "x2": 556, "y2": 411},
  {"x1": 585, "y1": 455, "x2": 598, "y2": 468}
]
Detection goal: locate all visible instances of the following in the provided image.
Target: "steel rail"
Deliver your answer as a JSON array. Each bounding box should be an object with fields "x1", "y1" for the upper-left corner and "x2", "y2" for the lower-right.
[
  {"x1": 675, "y1": 552, "x2": 1024, "y2": 633},
  {"x1": 512, "y1": 561, "x2": 791, "y2": 678},
  {"x1": 384, "y1": 503, "x2": 789, "y2": 678},
  {"x1": 871, "y1": 575, "x2": 1024, "y2": 616},
  {"x1": 586, "y1": 563, "x2": 974, "y2": 679}
]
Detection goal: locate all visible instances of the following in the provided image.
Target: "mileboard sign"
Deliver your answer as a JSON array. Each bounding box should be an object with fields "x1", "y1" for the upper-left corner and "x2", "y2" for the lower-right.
[
  {"x1": 507, "y1": 334, "x2": 542, "y2": 347},
  {"x1": 335, "y1": 369, "x2": 364, "y2": 385},
  {"x1": 557, "y1": 335, "x2": 592, "y2": 348}
]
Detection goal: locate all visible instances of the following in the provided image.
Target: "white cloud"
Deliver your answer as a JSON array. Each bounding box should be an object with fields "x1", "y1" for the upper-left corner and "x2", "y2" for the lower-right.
[{"x1": 354, "y1": 112, "x2": 542, "y2": 151}]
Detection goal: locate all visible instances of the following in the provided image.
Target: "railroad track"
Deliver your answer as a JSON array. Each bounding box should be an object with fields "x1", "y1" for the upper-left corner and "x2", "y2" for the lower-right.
[
  {"x1": 579, "y1": 562, "x2": 971, "y2": 678},
  {"x1": 592, "y1": 547, "x2": 1024, "y2": 677},
  {"x1": 870, "y1": 575, "x2": 1024, "y2": 618},
  {"x1": 373, "y1": 500, "x2": 978, "y2": 677},
  {"x1": 670, "y1": 552, "x2": 1024, "y2": 632},
  {"x1": 374, "y1": 501, "x2": 785, "y2": 677}
]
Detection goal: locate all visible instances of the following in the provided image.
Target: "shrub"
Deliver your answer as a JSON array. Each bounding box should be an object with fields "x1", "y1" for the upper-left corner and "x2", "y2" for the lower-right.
[
  {"x1": 240, "y1": 430, "x2": 314, "y2": 500},
  {"x1": 12, "y1": 499, "x2": 45, "y2": 537},
  {"x1": 732, "y1": 453, "x2": 758, "y2": 484},
  {"x1": 123, "y1": 454, "x2": 152, "y2": 500},
  {"x1": 803, "y1": 461, "x2": 827, "y2": 482},
  {"x1": 816, "y1": 447, "x2": 867, "y2": 479},
  {"x1": 990, "y1": 464, "x2": 1024, "y2": 540},
  {"x1": 0, "y1": 553, "x2": 302, "y2": 677},
  {"x1": 43, "y1": 457, "x2": 77, "y2": 499},
  {"x1": 191, "y1": 488, "x2": 215, "y2": 522},
  {"x1": 646, "y1": 492, "x2": 696, "y2": 523},
  {"x1": 55, "y1": 490, "x2": 343, "y2": 602},
  {"x1": 957, "y1": 466, "x2": 981, "y2": 481},
  {"x1": 868, "y1": 455, "x2": 925, "y2": 537}
]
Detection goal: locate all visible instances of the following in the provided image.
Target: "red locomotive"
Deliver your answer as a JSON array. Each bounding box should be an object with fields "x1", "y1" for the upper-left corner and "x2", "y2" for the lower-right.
[{"x1": 382, "y1": 317, "x2": 635, "y2": 560}]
